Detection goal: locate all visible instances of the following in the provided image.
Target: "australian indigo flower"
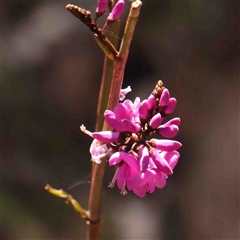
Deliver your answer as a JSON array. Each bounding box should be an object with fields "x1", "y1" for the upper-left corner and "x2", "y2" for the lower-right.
[{"x1": 81, "y1": 81, "x2": 181, "y2": 197}]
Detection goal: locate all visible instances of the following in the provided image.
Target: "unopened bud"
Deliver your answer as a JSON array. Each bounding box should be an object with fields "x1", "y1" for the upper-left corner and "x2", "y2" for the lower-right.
[
  {"x1": 107, "y1": 0, "x2": 125, "y2": 23},
  {"x1": 96, "y1": 0, "x2": 109, "y2": 18}
]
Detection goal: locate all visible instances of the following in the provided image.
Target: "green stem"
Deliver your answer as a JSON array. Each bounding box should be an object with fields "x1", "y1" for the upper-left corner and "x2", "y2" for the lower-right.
[{"x1": 86, "y1": 1, "x2": 142, "y2": 239}]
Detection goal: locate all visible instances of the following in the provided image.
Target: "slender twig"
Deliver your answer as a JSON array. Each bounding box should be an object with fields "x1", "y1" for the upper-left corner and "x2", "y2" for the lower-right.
[
  {"x1": 86, "y1": 1, "x2": 142, "y2": 239},
  {"x1": 103, "y1": 0, "x2": 142, "y2": 129},
  {"x1": 95, "y1": 21, "x2": 121, "y2": 131},
  {"x1": 86, "y1": 2, "x2": 121, "y2": 239}
]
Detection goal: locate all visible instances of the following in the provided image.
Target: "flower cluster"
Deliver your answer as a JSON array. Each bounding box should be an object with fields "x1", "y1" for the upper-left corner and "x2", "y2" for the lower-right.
[{"x1": 81, "y1": 81, "x2": 181, "y2": 197}]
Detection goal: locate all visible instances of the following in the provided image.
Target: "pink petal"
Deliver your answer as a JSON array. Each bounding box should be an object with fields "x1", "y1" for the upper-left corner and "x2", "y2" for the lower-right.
[
  {"x1": 116, "y1": 163, "x2": 127, "y2": 189},
  {"x1": 148, "y1": 157, "x2": 157, "y2": 169},
  {"x1": 133, "y1": 97, "x2": 141, "y2": 120},
  {"x1": 150, "y1": 113, "x2": 163, "y2": 129},
  {"x1": 158, "y1": 125, "x2": 179, "y2": 138},
  {"x1": 161, "y1": 151, "x2": 180, "y2": 170},
  {"x1": 123, "y1": 99, "x2": 133, "y2": 111},
  {"x1": 96, "y1": 0, "x2": 108, "y2": 14},
  {"x1": 109, "y1": 152, "x2": 122, "y2": 166},
  {"x1": 114, "y1": 103, "x2": 130, "y2": 120},
  {"x1": 159, "y1": 88, "x2": 170, "y2": 106},
  {"x1": 139, "y1": 146, "x2": 149, "y2": 172},
  {"x1": 165, "y1": 98, "x2": 177, "y2": 114},
  {"x1": 121, "y1": 119, "x2": 141, "y2": 133},
  {"x1": 150, "y1": 139, "x2": 182, "y2": 151},
  {"x1": 90, "y1": 139, "x2": 108, "y2": 164},
  {"x1": 92, "y1": 131, "x2": 120, "y2": 142},
  {"x1": 126, "y1": 167, "x2": 142, "y2": 190},
  {"x1": 165, "y1": 117, "x2": 181, "y2": 127},
  {"x1": 155, "y1": 178, "x2": 167, "y2": 189},
  {"x1": 119, "y1": 151, "x2": 139, "y2": 169},
  {"x1": 151, "y1": 149, "x2": 173, "y2": 175},
  {"x1": 148, "y1": 180, "x2": 156, "y2": 193},
  {"x1": 147, "y1": 95, "x2": 156, "y2": 110},
  {"x1": 104, "y1": 110, "x2": 122, "y2": 131},
  {"x1": 138, "y1": 170, "x2": 155, "y2": 186},
  {"x1": 107, "y1": 0, "x2": 125, "y2": 21},
  {"x1": 139, "y1": 100, "x2": 149, "y2": 119},
  {"x1": 120, "y1": 119, "x2": 131, "y2": 132},
  {"x1": 154, "y1": 170, "x2": 167, "y2": 188},
  {"x1": 144, "y1": 170, "x2": 157, "y2": 188},
  {"x1": 133, "y1": 186, "x2": 147, "y2": 198},
  {"x1": 90, "y1": 139, "x2": 99, "y2": 157}
]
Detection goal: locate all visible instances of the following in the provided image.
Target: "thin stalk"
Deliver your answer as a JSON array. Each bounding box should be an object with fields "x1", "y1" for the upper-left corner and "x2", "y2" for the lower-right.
[
  {"x1": 103, "y1": 0, "x2": 142, "y2": 128},
  {"x1": 95, "y1": 2, "x2": 121, "y2": 132},
  {"x1": 86, "y1": 1, "x2": 142, "y2": 239},
  {"x1": 86, "y1": 2, "x2": 120, "y2": 239}
]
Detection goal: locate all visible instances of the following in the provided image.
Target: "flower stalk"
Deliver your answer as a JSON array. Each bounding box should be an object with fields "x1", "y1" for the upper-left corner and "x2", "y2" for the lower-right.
[
  {"x1": 103, "y1": 0, "x2": 142, "y2": 128},
  {"x1": 87, "y1": 1, "x2": 142, "y2": 239}
]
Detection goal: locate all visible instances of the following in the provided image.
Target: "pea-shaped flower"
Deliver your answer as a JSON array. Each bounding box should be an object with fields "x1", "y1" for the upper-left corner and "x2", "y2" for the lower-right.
[
  {"x1": 96, "y1": 0, "x2": 109, "y2": 18},
  {"x1": 107, "y1": 0, "x2": 125, "y2": 23}
]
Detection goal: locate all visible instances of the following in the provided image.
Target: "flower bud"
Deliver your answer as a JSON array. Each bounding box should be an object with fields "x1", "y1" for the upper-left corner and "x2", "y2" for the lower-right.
[
  {"x1": 139, "y1": 100, "x2": 149, "y2": 119},
  {"x1": 158, "y1": 125, "x2": 179, "y2": 138},
  {"x1": 150, "y1": 113, "x2": 163, "y2": 129},
  {"x1": 165, "y1": 98, "x2": 177, "y2": 115},
  {"x1": 147, "y1": 95, "x2": 156, "y2": 110},
  {"x1": 164, "y1": 117, "x2": 181, "y2": 127},
  {"x1": 90, "y1": 139, "x2": 109, "y2": 164},
  {"x1": 96, "y1": 0, "x2": 108, "y2": 18},
  {"x1": 159, "y1": 88, "x2": 170, "y2": 107},
  {"x1": 107, "y1": 0, "x2": 125, "y2": 23},
  {"x1": 149, "y1": 139, "x2": 182, "y2": 151},
  {"x1": 92, "y1": 131, "x2": 120, "y2": 142}
]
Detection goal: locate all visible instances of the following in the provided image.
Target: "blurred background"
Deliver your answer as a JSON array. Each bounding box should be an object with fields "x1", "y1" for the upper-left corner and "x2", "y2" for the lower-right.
[{"x1": 2, "y1": 0, "x2": 239, "y2": 239}]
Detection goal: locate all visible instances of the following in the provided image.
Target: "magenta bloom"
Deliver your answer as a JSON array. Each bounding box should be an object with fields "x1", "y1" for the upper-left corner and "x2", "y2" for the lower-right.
[
  {"x1": 82, "y1": 81, "x2": 181, "y2": 197},
  {"x1": 104, "y1": 97, "x2": 141, "y2": 133},
  {"x1": 107, "y1": 0, "x2": 125, "y2": 23},
  {"x1": 90, "y1": 139, "x2": 109, "y2": 164},
  {"x1": 96, "y1": 0, "x2": 109, "y2": 18}
]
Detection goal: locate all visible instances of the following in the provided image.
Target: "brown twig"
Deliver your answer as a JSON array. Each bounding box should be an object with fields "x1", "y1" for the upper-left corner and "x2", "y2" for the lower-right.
[{"x1": 87, "y1": 1, "x2": 142, "y2": 239}]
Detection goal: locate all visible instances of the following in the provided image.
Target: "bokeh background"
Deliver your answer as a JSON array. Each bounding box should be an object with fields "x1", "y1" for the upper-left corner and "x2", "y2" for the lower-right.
[{"x1": 2, "y1": 0, "x2": 239, "y2": 239}]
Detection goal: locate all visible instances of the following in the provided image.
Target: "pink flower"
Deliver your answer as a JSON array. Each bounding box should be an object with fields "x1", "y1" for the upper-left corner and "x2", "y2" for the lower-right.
[
  {"x1": 81, "y1": 81, "x2": 182, "y2": 197},
  {"x1": 96, "y1": 0, "x2": 108, "y2": 17},
  {"x1": 149, "y1": 113, "x2": 163, "y2": 129},
  {"x1": 104, "y1": 98, "x2": 141, "y2": 133},
  {"x1": 90, "y1": 139, "x2": 112, "y2": 164},
  {"x1": 132, "y1": 169, "x2": 167, "y2": 198},
  {"x1": 92, "y1": 131, "x2": 120, "y2": 143},
  {"x1": 156, "y1": 117, "x2": 181, "y2": 138},
  {"x1": 157, "y1": 88, "x2": 177, "y2": 116},
  {"x1": 119, "y1": 86, "x2": 131, "y2": 101},
  {"x1": 159, "y1": 88, "x2": 170, "y2": 107},
  {"x1": 149, "y1": 139, "x2": 182, "y2": 151},
  {"x1": 107, "y1": 0, "x2": 125, "y2": 23},
  {"x1": 108, "y1": 150, "x2": 172, "y2": 198}
]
